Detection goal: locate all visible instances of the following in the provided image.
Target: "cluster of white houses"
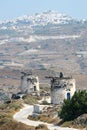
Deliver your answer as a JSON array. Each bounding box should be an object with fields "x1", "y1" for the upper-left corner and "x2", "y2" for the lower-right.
[{"x1": 20, "y1": 72, "x2": 76, "y2": 105}]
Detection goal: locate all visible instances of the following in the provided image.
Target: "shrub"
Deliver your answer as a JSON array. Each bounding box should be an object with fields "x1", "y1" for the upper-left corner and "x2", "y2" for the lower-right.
[
  {"x1": 35, "y1": 124, "x2": 49, "y2": 130},
  {"x1": 42, "y1": 100, "x2": 49, "y2": 105},
  {"x1": 59, "y1": 90, "x2": 87, "y2": 121}
]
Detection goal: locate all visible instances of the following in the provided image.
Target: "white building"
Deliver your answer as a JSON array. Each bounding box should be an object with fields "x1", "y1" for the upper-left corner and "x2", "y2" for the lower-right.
[
  {"x1": 47, "y1": 72, "x2": 76, "y2": 104},
  {"x1": 33, "y1": 104, "x2": 46, "y2": 114},
  {"x1": 20, "y1": 72, "x2": 39, "y2": 95}
]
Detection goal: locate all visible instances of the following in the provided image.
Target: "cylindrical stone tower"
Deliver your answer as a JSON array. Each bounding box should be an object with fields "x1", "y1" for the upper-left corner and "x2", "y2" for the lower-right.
[{"x1": 46, "y1": 73, "x2": 76, "y2": 105}]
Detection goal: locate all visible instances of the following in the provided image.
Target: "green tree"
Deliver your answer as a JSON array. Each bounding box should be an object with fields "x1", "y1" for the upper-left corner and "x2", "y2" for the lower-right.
[{"x1": 59, "y1": 90, "x2": 87, "y2": 121}]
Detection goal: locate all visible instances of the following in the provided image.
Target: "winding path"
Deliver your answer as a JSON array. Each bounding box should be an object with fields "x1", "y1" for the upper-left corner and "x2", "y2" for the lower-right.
[{"x1": 13, "y1": 104, "x2": 78, "y2": 130}]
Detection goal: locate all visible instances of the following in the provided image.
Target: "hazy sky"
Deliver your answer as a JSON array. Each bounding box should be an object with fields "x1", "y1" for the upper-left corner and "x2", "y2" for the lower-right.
[{"x1": 0, "y1": 0, "x2": 87, "y2": 20}]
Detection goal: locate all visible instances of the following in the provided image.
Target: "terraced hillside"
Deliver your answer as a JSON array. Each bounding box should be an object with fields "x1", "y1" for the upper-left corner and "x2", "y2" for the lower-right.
[{"x1": 0, "y1": 11, "x2": 87, "y2": 75}]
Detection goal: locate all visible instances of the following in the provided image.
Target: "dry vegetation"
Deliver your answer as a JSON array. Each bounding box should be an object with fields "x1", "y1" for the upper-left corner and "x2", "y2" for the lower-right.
[
  {"x1": 0, "y1": 121, "x2": 49, "y2": 130},
  {"x1": 23, "y1": 95, "x2": 41, "y2": 105},
  {"x1": 0, "y1": 99, "x2": 49, "y2": 130},
  {"x1": 28, "y1": 105, "x2": 61, "y2": 125},
  {"x1": 0, "y1": 121, "x2": 35, "y2": 130},
  {"x1": 35, "y1": 124, "x2": 49, "y2": 130},
  {"x1": 0, "y1": 100, "x2": 23, "y2": 126},
  {"x1": 29, "y1": 114, "x2": 61, "y2": 125}
]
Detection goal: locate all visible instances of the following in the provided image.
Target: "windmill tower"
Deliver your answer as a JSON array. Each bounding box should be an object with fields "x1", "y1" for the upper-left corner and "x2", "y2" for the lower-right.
[
  {"x1": 46, "y1": 72, "x2": 76, "y2": 104},
  {"x1": 20, "y1": 71, "x2": 39, "y2": 95}
]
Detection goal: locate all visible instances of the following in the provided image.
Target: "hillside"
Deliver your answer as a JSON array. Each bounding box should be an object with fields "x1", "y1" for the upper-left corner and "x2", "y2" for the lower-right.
[{"x1": 0, "y1": 11, "x2": 87, "y2": 75}]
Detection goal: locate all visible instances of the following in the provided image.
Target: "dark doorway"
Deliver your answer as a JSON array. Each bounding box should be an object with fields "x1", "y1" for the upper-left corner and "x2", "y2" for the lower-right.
[
  {"x1": 34, "y1": 86, "x2": 36, "y2": 91},
  {"x1": 67, "y1": 92, "x2": 70, "y2": 99}
]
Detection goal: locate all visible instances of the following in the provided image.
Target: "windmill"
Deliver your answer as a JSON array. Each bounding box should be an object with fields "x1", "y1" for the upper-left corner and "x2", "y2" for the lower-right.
[
  {"x1": 45, "y1": 72, "x2": 63, "y2": 83},
  {"x1": 20, "y1": 71, "x2": 39, "y2": 95}
]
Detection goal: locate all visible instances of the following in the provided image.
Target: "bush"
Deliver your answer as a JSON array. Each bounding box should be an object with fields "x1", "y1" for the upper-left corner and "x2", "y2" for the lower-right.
[
  {"x1": 42, "y1": 100, "x2": 49, "y2": 105},
  {"x1": 35, "y1": 124, "x2": 49, "y2": 130},
  {"x1": 59, "y1": 90, "x2": 87, "y2": 121}
]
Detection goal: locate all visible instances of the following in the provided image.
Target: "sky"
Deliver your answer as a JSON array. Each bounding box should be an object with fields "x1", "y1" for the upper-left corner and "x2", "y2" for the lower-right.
[{"x1": 0, "y1": 0, "x2": 87, "y2": 21}]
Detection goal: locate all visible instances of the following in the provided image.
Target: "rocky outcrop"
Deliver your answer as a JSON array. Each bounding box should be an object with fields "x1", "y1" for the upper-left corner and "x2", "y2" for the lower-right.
[{"x1": 72, "y1": 114, "x2": 87, "y2": 127}]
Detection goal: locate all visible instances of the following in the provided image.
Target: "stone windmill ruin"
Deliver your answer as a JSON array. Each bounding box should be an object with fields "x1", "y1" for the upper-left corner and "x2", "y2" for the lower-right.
[
  {"x1": 20, "y1": 71, "x2": 40, "y2": 95},
  {"x1": 46, "y1": 72, "x2": 76, "y2": 104}
]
